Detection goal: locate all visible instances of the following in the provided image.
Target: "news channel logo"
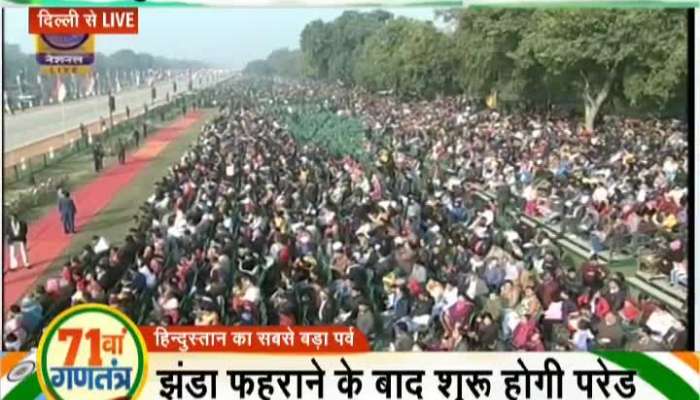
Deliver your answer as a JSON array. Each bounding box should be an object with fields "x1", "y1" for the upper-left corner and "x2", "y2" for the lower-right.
[
  {"x1": 36, "y1": 34, "x2": 95, "y2": 75},
  {"x1": 40, "y1": 34, "x2": 90, "y2": 50},
  {"x1": 36, "y1": 304, "x2": 148, "y2": 400}
]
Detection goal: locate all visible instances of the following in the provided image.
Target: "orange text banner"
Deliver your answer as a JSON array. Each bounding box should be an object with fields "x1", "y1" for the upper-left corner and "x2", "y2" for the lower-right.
[
  {"x1": 140, "y1": 325, "x2": 370, "y2": 353},
  {"x1": 29, "y1": 7, "x2": 139, "y2": 34}
]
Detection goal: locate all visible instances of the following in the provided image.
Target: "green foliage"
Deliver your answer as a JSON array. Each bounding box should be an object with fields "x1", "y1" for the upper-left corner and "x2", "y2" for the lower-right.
[
  {"x1": 99, "y1": 50, "x2": 205, "y2": 72},
  {"x1": 243, "y1": 60, "x2": 276, "y2": 76},
  {"x1": 5, "y1": 175, "x2": 69, "y2": 217},
  {"x1": 268, "y1": 48, "x2": 304, "y2": 78},
  {"x1": 446, "y1": 8, "x2": 688, "y2": 124},
  {"x1": 243, "y1": 48, "x2": 303, "y2": 78},
  {"x1": 515, "y1": 9, "x2": 688, "y2": 119},
  {"x1": 448, "y1": 9, "x2": 535, "y2": 101},
  {"x1": 617, "y1": 10, "x2": 687, "y2": 114},
  {"x1": 274, "y1": 9, "x2": 688, "y2": 123},
  {"x1": 4, "y1": 44, "x2": 34, "y2": 87},
  {"x1": 354, "y1": 18, "x2": 458, "y2": 99},
  {"x1": 300, "y1": 20, "x2": 333, "y2": 78},
  {"x1": 285, "y1": 108, "x2": 368, "y2": 163},
  {"x1": 301, "y1": 10, "x2": 392, "y2": 84}
]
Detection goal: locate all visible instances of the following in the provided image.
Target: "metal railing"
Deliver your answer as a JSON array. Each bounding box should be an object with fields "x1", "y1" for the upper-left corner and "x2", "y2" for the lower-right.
[
  {"x1": 3, "y1": 74, "x2": 236, "y2": 183},
  {"x1": 3, "y1": 98, "x2": 180, "y2": 184}
]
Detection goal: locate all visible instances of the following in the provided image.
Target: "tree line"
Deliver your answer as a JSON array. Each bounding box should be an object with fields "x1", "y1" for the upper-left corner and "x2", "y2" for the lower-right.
[{"x1": 243, "y1": 9, "x2": 688, "y2": 130}]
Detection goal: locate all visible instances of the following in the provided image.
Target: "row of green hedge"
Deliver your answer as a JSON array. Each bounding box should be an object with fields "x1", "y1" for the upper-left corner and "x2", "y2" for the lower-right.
[{"x1": 280, "y1": 106, "x2": 369, "y2": 165}]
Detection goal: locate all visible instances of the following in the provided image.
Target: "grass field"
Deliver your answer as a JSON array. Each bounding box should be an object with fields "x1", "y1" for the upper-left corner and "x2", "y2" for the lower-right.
[
  {"x1": 4, "y1": 103, "x2": 189, "y2": 223},
  {"x1": 26, "y1": 109, "x2": 213, "y2": 289}
]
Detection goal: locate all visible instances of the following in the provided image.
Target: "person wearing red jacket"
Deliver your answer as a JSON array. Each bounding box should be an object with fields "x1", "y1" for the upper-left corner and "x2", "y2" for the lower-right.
[
  {"x1": 512, "y1": 314, "x2": 539, "y2": 350},
  {"x1": 591, "y1": 290, "x2": 612, "y2": 321}
]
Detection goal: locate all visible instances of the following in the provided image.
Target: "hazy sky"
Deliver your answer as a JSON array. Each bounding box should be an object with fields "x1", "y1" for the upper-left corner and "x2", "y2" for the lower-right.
[{"x1": 5, "y1": 7, "x2": 440, "y2": 69}]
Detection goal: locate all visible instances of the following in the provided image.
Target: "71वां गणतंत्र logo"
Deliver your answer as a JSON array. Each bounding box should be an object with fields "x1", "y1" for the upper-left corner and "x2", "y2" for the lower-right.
[{"x1": 36, "y1": 304, "x2": 148, "y2": 400}]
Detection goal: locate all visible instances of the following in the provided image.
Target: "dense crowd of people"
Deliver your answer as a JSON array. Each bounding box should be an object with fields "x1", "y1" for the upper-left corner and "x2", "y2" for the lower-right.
[{"x1": 3, "y1": 79, "x2": 689, "y2": 352}]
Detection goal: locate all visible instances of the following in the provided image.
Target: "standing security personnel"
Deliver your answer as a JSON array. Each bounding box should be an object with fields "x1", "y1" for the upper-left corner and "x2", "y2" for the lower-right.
[
  {"x1": 117, "y1": 138, "x2": 126, "y2": 165},
  {"x1": 93, "y1": 141, "x2": 104, "y2": 172}
]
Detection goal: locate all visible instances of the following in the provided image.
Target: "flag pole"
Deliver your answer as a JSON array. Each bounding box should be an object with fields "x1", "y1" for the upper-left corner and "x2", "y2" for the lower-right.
[{"x1": 62, "y1": 96, "x2": 67, "y2": 147}]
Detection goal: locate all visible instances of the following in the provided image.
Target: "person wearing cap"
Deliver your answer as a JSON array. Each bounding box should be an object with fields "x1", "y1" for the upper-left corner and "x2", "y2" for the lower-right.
[
  {"x1": 19, "y1": 296, "x2": 43, "y2": 334},
  {"x1": 195, "y1": 297, "x2": 220, "y2": 326}
]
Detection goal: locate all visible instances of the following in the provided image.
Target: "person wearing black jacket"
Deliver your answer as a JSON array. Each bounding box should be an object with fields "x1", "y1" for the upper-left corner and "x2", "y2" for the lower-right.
[
  {"x1": 92, "y1": 142, "x2": 105, "y2": 172},
  {"x1": 317, "y1": 289, "x2": 337, "y2": 325},
  {"x1": 116, "y1": 138, "x2": 126, "y2": 165},
  {"x1": 6, "y1": 213, "x2": 29, "y2": 270}
]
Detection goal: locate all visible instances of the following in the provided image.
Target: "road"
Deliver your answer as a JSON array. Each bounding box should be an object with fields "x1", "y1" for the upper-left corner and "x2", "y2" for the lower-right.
[{"x1": 4, "y1": 73, "x2": 227, "y2": 151}]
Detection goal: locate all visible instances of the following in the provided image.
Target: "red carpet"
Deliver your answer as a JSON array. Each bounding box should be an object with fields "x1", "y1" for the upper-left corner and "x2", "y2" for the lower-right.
[{"x1": 3, "y1": 112, "x2": 203, "y2": 310}]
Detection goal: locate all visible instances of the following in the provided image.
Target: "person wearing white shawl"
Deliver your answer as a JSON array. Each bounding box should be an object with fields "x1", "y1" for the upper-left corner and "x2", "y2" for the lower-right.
[
  {"x1": 522, "y1": 185, "x2": 537, "y2": 202},
  {"x1": 592, "y1": 186, "x2": 609, "y2": 204},
  {"x1": 663, "y1": 156, "x2": 679, "y2": 181},
  {"x1": 167, "y1": 209, "x2": 189, "y2": 239}
]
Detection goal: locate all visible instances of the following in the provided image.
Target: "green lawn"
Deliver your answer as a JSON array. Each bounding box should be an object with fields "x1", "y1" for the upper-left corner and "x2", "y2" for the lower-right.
[
  {"x1": 28, "y1": 109, "x2": 213, "y2": 289},
  {"x1": 5, "y1": 103, "x2": 188, "y2": 223}
]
